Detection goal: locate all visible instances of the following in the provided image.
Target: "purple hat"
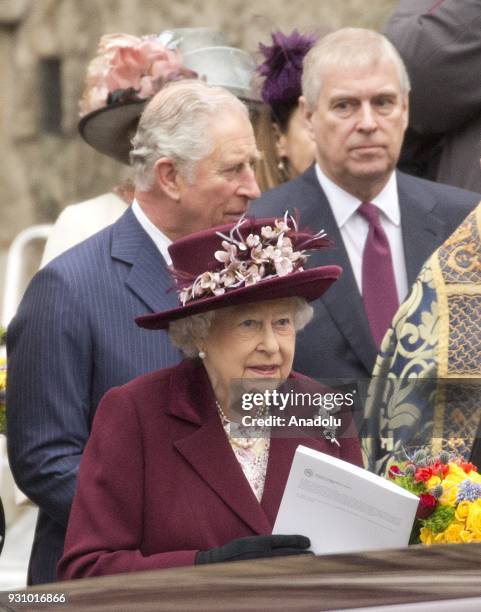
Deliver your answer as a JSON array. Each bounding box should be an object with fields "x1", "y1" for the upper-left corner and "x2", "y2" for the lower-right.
[
  {"x1": 257, "y1": 29, "x2": 318, "y2": 111},
  {"x1": 136, "y1": 214, "x2": 341, "y2": 330}
]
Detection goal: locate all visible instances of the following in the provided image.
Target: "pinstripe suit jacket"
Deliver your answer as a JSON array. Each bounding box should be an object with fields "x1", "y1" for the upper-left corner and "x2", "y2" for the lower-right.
[{"x1": 6, "y1": 207, "x2": 182, "y2": 584}]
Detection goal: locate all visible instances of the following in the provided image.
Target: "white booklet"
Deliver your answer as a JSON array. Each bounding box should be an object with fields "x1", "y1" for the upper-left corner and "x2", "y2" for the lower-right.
[{"x1": 273, "y1": 445, "x2": 419, "y2": 555}]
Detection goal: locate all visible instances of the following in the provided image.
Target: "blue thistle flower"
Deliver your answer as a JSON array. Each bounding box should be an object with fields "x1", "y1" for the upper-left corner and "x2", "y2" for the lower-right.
[
  {"x1": 412, "y1": 449, "x2": 428, "y2": 466},
  {"x1": 438, "y1": 450, "x2": 451, "y2": 464}
]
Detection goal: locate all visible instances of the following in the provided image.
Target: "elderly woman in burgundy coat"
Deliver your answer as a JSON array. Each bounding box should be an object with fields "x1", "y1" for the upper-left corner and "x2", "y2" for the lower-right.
[{"x1": 58, "y1": 214, "x2": 362, "y2": 579}]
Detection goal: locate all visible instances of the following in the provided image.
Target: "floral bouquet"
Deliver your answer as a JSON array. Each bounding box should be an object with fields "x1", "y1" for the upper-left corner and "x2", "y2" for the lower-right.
[
  {"x1": 0, "y1": 326, "x2": 6, "y2": 435},
  {"x1": 388, "y1": 449, "x2": 481, "y2": 544}
]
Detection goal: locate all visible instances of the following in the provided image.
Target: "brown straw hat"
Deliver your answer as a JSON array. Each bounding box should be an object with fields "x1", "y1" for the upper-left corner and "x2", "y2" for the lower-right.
[{"x1": 136, "y1": 213, "x2": 341, "y2": 330}]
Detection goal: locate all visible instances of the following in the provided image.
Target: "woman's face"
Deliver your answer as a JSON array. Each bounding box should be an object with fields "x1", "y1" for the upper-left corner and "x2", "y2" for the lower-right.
[
  {"x1": 199, "y1": 299, "x2": 297, "y2": 407},
  {"x1": 276, "y1": 106, "x2": 317, "y2": 175}
]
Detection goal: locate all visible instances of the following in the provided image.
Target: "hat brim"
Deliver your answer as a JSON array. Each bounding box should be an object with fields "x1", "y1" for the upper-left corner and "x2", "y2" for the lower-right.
[
  {"x1": 78, "y1": 99, "x2": 147, "y2": 165},
  {"x1": 136, "y1": 265, "x2": 341, "y2": 330},
  {"x1": 78, "y1": 93, "x2": 262, "y2": 166}
]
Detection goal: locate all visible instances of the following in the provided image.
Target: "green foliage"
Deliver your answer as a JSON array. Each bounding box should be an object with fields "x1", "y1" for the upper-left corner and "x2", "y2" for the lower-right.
[
  {"x1": 394, "y1": 475, "x2": 425, "y2": 496},
  {"x1": 422, "y1": 505, "x2": 456, "y2": 534},
  {"x1": 408, "y1": 505, "x2": 456, "y2": 544}
]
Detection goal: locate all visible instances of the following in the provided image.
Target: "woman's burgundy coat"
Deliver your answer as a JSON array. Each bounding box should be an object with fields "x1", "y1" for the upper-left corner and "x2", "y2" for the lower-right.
[{"x1": 58, "y1": 359, "x2": 362, "y2": 579}]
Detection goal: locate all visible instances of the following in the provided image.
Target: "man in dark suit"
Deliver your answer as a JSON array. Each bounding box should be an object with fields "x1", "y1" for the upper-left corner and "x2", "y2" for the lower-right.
[
  {"x1": 6, "y1": 80, "x2": 260, "y2": 584},
  {"x1": 252, "y1": 27, "x2": 480, "y2": 384}
]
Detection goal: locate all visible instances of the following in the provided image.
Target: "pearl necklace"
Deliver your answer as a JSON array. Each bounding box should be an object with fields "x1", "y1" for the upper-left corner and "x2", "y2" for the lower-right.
[
  {"x1": 215, "y1": 400, "x2": 231, "y2": 424},
  {"x1": 215, "y1": 400, "x2": 268, "y2": 449}
]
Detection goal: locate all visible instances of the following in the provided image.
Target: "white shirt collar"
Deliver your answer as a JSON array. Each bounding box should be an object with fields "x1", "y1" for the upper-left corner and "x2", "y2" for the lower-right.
[
  {"x1": 315, "y1": 164, "x2": 400, "y2": 227},
  {"x1": 131, "y1": 199, "x2": 172, "y2": 266}
]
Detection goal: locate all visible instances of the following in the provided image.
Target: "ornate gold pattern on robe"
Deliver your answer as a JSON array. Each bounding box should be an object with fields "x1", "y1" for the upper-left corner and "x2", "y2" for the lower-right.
[{"x1": 363, "y1": 203, "x2": 481, "y2": 474}]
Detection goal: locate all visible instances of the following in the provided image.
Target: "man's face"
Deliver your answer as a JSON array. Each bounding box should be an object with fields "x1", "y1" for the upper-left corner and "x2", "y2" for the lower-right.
[
  {"x1": 302, "y1": 59, "x2": 408, "y2": 198},
  {"x1": 176, "y1": 111, "x2": 261, "y2": 234}
]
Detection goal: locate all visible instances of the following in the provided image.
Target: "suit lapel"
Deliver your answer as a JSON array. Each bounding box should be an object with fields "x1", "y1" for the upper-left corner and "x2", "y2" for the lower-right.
[
  {"x1": 299, "y1": 168, "x2": 377, "y2": 372},
  {"x1": 169, "y1": 362, "x2": 272, "y2": 535},
  {"x1": 397, "y1": 172, "x2": 446, "y2": 285},
  {"x1": 111, "y1": 208, "x2": 179, "y2": 313},
  {"x1": 296, "y1": 168, "x2": 446, "y2": 371}
]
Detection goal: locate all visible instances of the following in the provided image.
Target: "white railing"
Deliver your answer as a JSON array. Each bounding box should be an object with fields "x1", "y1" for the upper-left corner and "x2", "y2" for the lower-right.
[
  {"x1": 1, "y1": 225, "x2": 51, "y2": 511},
  {"x1": 1, "y1": 225, "x2": 52, "y2": 327}
]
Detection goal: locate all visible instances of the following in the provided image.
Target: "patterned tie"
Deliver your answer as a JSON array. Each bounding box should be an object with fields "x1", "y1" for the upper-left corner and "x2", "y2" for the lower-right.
[{"x1": 358, "y1": 202, "x2": 399, "y2": 347}]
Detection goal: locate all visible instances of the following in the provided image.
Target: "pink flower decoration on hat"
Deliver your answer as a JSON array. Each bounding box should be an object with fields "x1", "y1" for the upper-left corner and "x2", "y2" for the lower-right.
[
  {"x1": 79, "y1": 33, "x2": 188, "y2": 117},
  {"x1": 178, "y1": 212, "x2": 326, "y2": 306}
]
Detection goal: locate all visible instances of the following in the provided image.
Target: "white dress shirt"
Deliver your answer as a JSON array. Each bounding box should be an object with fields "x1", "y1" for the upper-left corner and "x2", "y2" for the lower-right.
[
  {"x1": 131, "y1": 199, "x2": 172, "y2": 266},
  {"x1": 315, "y1": 164, "x2": 408, "y2": 302}
]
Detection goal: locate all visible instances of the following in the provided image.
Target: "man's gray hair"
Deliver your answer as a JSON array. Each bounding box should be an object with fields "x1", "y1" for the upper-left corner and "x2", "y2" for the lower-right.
[
  {"x1": 131, "y1": 79, "x2": 248, "y2": 190},
  {"x1": 302, "y1": 28, "x2": 411, "y2": 110},
  {"x1": 168, "y1": 297, "x2": 314, "y2": 358}
]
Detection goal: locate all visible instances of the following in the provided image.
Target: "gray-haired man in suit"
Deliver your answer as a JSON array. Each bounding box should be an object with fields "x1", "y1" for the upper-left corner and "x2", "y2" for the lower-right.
[
  {"x1": 7, "y1": 79, "x2": 260, "y2": 584},
  {"x1": 252, "y1": 27, "x2": 480, "y2": 383}
]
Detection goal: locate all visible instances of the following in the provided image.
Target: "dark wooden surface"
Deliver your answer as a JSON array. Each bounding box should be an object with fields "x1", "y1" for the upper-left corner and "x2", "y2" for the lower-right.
[{"x1": 4, "y1": 543, "x2": 481, "y2": 611}]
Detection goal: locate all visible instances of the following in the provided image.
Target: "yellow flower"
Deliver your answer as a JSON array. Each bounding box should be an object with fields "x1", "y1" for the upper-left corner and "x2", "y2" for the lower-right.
[
  {"x1": 420, "y1": 527, "x2": 435, "y2": 545},
  {"x1": 442, "y1": 522, "x2": 464, "y2": 543},
  {"x1": 439, "y1": 481, "x2": 458, "y2": 506},
  {"x1": 0, "y1": 356, "x2": 6, "y2": 391},
  {"x1": 467, "y1": 470, "x2": 481, "y2": 485},
  {"x1": 446, "y1": 463, "x2": 469, "y2": 483},
  {"x1": 460, "y1": 530, "x2": 474, "y2": 543},
  {"x1": 466, "y1": 503, "x2": 481, "y2": 538},
  {"x1": 455, "y1": 500, "x2": 471, "y2": 521},
  {"x1": 427, "y1": 475, "x2": 441, "y2": 489}
]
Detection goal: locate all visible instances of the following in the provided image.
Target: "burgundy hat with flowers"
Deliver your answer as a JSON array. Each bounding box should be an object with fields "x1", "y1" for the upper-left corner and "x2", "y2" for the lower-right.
[
  {"x1": 78, "y1": 30, "x2": 260, "y2": 165},
  {"x1": 136, "y1": 213, "x2": 341, "y2": 330}
]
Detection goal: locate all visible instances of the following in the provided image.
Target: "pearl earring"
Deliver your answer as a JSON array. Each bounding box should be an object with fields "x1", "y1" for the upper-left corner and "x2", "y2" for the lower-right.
[{"x1": 198, "y1": 350, "x2": 206, "y2": 359}]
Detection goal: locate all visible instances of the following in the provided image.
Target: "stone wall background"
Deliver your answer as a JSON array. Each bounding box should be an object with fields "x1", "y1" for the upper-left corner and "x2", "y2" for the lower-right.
[{"x1": 0, "y1": 0, "x2": 397, "y2": 309}]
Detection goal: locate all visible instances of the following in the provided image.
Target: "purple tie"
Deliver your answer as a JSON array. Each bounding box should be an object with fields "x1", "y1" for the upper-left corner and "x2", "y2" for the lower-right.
[{"x1": 358, "y1": 202, "x2": 399, "y2": 347}]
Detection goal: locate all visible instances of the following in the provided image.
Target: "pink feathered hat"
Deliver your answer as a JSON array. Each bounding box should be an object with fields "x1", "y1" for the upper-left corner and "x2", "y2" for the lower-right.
[{"x1": 78, "y1": 29, "x2": 261, "y2": 165}]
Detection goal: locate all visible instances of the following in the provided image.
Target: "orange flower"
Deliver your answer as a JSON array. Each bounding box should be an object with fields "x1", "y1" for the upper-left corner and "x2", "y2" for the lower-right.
[{"x1": 460, "y1": 461, "x2": 478, "y2": 474}]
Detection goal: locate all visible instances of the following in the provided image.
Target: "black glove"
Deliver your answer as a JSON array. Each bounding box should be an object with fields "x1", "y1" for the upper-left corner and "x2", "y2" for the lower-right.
[{"x1": 195, "y1": 534, "x2": 311, "y2": 565}]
